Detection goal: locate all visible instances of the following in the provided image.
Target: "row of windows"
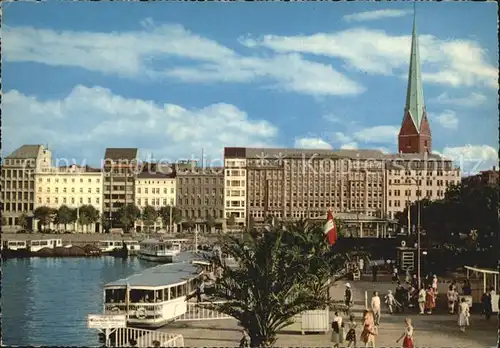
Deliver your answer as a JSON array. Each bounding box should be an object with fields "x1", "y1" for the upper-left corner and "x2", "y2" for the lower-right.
[
  {"x1": 38, "y1": 177, "x2": 101, "y2": 184},
  {"x1": 225, "y1": 190, "x2": 245, "y2": 197},
  {"x1": 387, "y1": 193, "x2": 445, "y2": 208},
  {"x1": 388, "y1": 170, "x2": 456, "y2": 176},
  {"x1": 248, "y1": 201, "x2": 383, "y2": 209},
  {"x1": 38, "y1": 196, "x2": 100, "y2": 205},
  {"x1": 2, "y1": 192, "x2": 35, "y2": 201},
  {"x1": 137, "y1": 187, "x2": 175, "y2": 194},
  {"x1": 3, "y1": 202, "x2": 34, "y2": 212},
  {"x1": 178, "y1": 177, "x2": 223, "y2": 185},
  {"x1": 225, "y1": 170, "x2": 245, "y2": 176},
  {"x1": 225, "y1": 200, "x2": 245, "y2": 208},
  {"x1": 181, "y1": 209, "x2": 224, "y2": 219},
  {"x1": 136, "y1": 198, "x2": 175, "y2": 206},
  {"x1": 177, "y1": 198, "x2": 223, "y2": 206},
  {"x1": 179, "y1": 188, "x2": 223, "y2": 195},
  {"x1": 137, "y1": 180, "x2": 174, "y2": 185},
  {"x1": 388, "y1": 189, "x2": 445, "y2": 197},
  {"x1": 3, "y1": 181, "x2": 35, "y2": 190},
  {"x1": 38, "y1": 187, "x2": 100, "y2": 194}
]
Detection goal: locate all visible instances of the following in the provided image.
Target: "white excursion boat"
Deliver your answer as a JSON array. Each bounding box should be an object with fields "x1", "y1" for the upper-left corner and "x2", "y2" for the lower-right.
[
  {"x1": 103, "y1": 261, "x2": 205, "y2": 328},
  {"x1": 28, "y1": 239, "x2": 71, "y2": 252},
  {"x1": 125, "y1": 240, "x2": 141, "y2": 255},
  {"x1": 98, "y1": 240, "x2": 124, "y2": 253},
  {"x1": 137, "y1": 239, "x2": 182, "y2": 263},
  {"x1": 2, "y1": 240, "x2": 28, "y2": 251}
]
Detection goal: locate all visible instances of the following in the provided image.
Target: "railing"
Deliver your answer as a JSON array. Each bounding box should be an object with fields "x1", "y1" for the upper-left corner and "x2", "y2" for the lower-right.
[
  {"x1": 105, "y1": 303, "x2": 162, "y2": 320},
  {"x1": 175, "y1": 301, "x2": 232, "y2": 321},
  {"x1": 113, "y1": 327, "x2": 184, "y2": 347}
]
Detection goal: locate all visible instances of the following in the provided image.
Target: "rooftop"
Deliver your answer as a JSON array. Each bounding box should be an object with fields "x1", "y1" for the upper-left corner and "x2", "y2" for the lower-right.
[
  {"x1": 105, "y1": 262, "x2": 200, "y2": 288},
  {"x1": 5, "y1": 145, "x2": 43, "y2": 159},
  {"x1": 104, "y1": 148, "x2": 138, "y2": 161}
]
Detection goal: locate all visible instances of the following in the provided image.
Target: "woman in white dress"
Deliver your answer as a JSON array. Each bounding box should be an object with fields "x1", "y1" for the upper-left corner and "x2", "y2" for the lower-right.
[
  {"x1": 458, "y1": 297, "x2": 470, "y2": 332},
  {"x1": 331, "y1": 311, "x2": 343, "y2": 348}
]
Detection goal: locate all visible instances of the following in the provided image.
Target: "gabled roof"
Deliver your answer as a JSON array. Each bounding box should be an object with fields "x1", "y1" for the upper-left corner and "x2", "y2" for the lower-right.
[
  {"x1": 404, "y1": 14, "x2": 426, "y2": 132},
  {"x1": 104, "y1": 148, "x2": 138, "y2": 161},
  {"x1": 5, "y1": 145, "x2": 42, "y2": 159}
]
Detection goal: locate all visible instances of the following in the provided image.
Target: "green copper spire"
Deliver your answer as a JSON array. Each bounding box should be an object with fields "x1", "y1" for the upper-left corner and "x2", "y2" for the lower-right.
[{"x1": 404, "y1": 5, "x2": 425, "y2": 131}]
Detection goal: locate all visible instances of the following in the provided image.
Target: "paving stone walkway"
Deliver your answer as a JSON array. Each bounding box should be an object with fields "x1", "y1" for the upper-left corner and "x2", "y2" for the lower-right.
[{"x1": 161, "y1": 279, "x2": 498, "y2": 347}]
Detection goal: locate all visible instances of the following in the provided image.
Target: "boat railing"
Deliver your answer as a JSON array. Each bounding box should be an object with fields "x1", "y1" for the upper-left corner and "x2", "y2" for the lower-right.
[
  {"x1": 175, "y1": 301, "x2": 232, "y2": 321},
  {"x1": 105, "y1": 302, "x2": 163, "y2": 319},
  {"x1": 113, "y1": 327, "x2": 184, "y2": 347}
]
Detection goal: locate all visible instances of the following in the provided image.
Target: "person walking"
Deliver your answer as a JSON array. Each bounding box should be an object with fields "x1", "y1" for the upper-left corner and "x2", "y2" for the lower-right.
[
  {"x1": 345, "y1": 314, "x2": 357, "y2": 348},
  {"x1": 345, "y1": 283, "x2": 353, "y2": 310},
  {"x1": 405, "y1": 269, "x2": 412, "y2": 284},
  {"x1": 481, "y1": 290, "x2": 492, "y2": 320},
  {"x1": 360, "y1": 310, "x2": 377, "y2": 348},
  {"x1": 372, "y1": 264, "x2": 378, "y2": 282},
  {"x1": 385, "y1": 290, "x2": 398, "y2": 314},
  {"x1": 417, "y1": 287, "x2": 426, "y2": 315},
  {"x1": 392, "y1": 266, "x2": 399, "y2": 283},
  {"x1": 371, "y1": 291, "x2": 381, "y2": 326},
  {"x1": 458, "y1": 297, "x2": 470, "y2": 332},
  {"x1": 447, "y1": 284, "x2": 458, "y2": 314},
  {"x1": 331, "y1": 311, "x2": 344, "y2": 348},
  {"x1": 396, "y1": 318, "x2": 414, "y2": 348},
  {"x1": 425, "y1": 286, "x2": 436, "y2": 314},
  {"x1": 432, "y1": 275, "x2": 438, "y2": 293}
]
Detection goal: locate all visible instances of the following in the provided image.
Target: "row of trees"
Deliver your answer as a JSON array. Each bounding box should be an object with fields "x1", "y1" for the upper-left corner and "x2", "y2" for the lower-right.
[
  {"x1": 396, "y1": 180, "x2": 498, "y2": 254},
  {"x1": 205, "y1": 219, "x2": 348, "y2": 347},
  {"x1": 30, "y1": 205, "x2": 101, "y2": 232}
]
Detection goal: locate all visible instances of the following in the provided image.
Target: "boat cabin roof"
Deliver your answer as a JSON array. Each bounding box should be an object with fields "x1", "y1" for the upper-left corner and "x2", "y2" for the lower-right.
[
  {"x1": 105, "y1": 262, "x2": 200, "y2": 288},
  {"x1": 173, "y1": 250, "x2": 212, "y2": 264},
  {"x1": 140, "y1": 239, "x2": 178, "y2": 245}
]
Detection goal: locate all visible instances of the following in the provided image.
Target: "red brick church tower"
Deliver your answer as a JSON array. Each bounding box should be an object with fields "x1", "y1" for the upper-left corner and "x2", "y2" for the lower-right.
[{"x1": 398, "y1": 12, "x2": 432, "y2": 154}]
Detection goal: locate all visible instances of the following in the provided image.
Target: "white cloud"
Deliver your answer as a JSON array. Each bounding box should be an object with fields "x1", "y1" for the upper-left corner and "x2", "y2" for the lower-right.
[
  {"x1": 440, "y1": 144, "x2": 498, "y2": 175},
  {"x1": 429, "y1": 92, "x2": 487, "y2": 107},
  {"x1": 240, "y1": 28, "x2": 497, "y2": 89},
  {"x1": 3, "y1": 22, "x2": 363, "y2": 97},
  {"x1": 294, "y1": 137, "x2": 333, "y2": 150},
  {"x1": 333, "y1": 132, "x2": 353, "y2": 143},
  {"x1": 2, "y1": 86, "x2": 279, "y2": 163},
  {"x1": 343, "y1": 9, "x2": 411, "y2": 23},
  {"x1": 431, "y1": 110, "x2": 459, "y2": 130},
  {"x1": 323, "y1": 114, "x2": 342, "y2": 124},
  {"x1": 340, "y1": 142, "x2": 358, "y2": 150},
  {"x1": 352, "y1": 125, "x2": 399, "y2": 144}
]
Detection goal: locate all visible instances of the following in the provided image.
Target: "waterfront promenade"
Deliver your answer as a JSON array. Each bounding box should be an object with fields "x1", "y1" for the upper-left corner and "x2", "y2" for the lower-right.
[{"x1": 163, "y1": 279, "x2": 497, "y2": 347}]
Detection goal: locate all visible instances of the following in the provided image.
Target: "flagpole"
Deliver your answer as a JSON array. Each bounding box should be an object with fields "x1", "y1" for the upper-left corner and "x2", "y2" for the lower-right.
[{"x1": 126, "y1": 282, "x2": 130, "y2": 322}]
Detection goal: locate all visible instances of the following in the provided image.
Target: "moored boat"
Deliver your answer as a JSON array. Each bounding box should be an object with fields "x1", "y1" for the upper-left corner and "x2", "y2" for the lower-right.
[{"x1": 137, "y1": 239, "x2": 182, "y2": 263}]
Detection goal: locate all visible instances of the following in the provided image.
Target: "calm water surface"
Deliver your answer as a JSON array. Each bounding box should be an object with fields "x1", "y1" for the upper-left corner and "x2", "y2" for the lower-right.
[{"x1": 3, "y1": 257, "x2": 153, "y2": 346}]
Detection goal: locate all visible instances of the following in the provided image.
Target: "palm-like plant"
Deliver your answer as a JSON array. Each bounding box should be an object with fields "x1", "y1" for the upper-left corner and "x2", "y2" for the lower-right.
[{"x1": 204, "y1": 221, "x2": 348, "y2": 347}]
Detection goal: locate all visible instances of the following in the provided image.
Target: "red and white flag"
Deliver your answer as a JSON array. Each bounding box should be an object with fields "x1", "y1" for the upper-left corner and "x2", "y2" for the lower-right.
[{"x1": 324, "y1": 209, "x2": 338, "y2": 245}]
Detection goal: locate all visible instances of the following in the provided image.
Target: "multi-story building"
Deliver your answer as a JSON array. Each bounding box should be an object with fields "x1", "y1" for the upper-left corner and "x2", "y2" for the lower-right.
[
  {"x1": 223, "y1": 147, "x2": 387, "y2": 231},
  {"x1": 34, "y1": 164, "x2": 103, "y2": 232},
  {"x1": 462, "y1": 167, "x2": 499, "y2": 186},
  {"x1": 135, "y1": 167, "x2": 176, "y2": 232},
  {"x1": 1, "y1": 145, "x2": 52, "y2": 230},
  {"x1": 385, "y1": 154, "x2": 461, "y2": 221},
  {"x1": 102, "y1": 148, "x2": 139, "y2": 228},
  {"x1": 176, "y1": 166, "x2": 225, "y2": 231}
]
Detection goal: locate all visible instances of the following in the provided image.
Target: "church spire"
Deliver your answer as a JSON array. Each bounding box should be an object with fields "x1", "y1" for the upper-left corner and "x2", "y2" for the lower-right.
[{"x1": 404, "y1": 4, "x2": 425, "y2": 132}]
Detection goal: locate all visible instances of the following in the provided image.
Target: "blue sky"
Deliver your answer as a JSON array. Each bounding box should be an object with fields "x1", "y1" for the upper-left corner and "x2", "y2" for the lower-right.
[{"x1": 3, "y1": 2, "x2": 498, "y2": 174}]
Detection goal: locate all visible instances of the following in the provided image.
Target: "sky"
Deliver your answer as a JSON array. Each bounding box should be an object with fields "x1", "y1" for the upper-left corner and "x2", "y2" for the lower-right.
[{"x1": 3, "y1": 1, "x2": 499, "y2": 175}]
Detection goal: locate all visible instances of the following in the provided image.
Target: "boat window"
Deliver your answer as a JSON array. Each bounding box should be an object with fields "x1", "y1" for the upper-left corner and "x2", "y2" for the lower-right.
[
  {"x1": 31, "y1": 241, "x2": 40, "y2": 246},
  {"x1": 105, "y1": 289, "x2": 126, "y2": 303},
  {"x1": 177, "y1": 284, "x2": 185, "y2": 297},
  {"x1": 8, "y1": 242, "x2": 16, "y2": 246},
  {"x1": 41, "y1": 241, "x2": 48, "y2": 246},
  {"x1": 130, "y1": 289, "x2": 155, "y2": 303},
  {"x1": 154, "y1": 290, "x2": 163, "y2": 302},
  {"x1": 171, "y1": 286, "x2": 178, "y2": 299},
  {"x1": 163, "y1": 288, "x2": 169, "y2": 301}
]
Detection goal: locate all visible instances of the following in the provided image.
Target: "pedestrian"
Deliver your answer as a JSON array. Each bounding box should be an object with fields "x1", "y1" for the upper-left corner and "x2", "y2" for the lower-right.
[
  {"x1": 359, "y1": 258, "x2": 365, "y2": 274},
  {"x1": 447, "y1": 285, "x2": 458, "y2": 314},
  {"x1": 392, "y1": 266, "x2": 399, "y2": 283},
  {"x1": 432, "y1": 275, "x2": 438, "y2": 294},
  {"x1": 371, "y1": 291, "x2": 381, "y2": 326},
  {"x1": 345, "y1": 314, "x2": 357, "y2": 348},
  {"x1": 360, "y1": 310, "x2": 377, "y2": 348},
  {"x1": 331, "y1": 311, "x2": 344, "y2": 348},
  {"x1": 458, "y1": 297, "x2": 470, "y2": 332},
  {"x1": 425, "y1": 286, "x2": 436, "y2": 314},
  {"x1": 417, "y1": 287, "x2": 426, "y2": 315},
  {"x1": 405, "y1": 269, "x2": 412, "y2": 284},
  {"x1": 481, "y1": 291, "x2": 492, "y2": 320},
  {"x1": 385, "y1": 290, "x2": 398, "y2": 314},
  {"x1": 345, "y1": 283, "x2": 353, "y2": 311},
  {"x1": 396, "y1": 317, "x2": 414, "y2": 348},
  {"x1": 372, "y1": 264, "x2": 378, "y2": 282}
]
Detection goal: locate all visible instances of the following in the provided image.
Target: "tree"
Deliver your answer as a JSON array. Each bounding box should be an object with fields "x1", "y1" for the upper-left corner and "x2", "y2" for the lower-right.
[
  {"x1": 55, "y1": 205, "x2": 75, "y2": 231},
  {"x1": 158, "y1": 206, "x2": 182, "y2": 231},
  {"x1": 78, "y1": 205, "x2": 100, "y2": 233},
  {"x1": 116, "y1": 203, "x2": 141, "y2": 233},
  {"x1": 142, "y1": 205, "x2": 158, "y2": 233},
  {"x1": 205, "y1": 214, "x2": 216, "y2": 232},
  {"x1": 205, "y1": 222, "x2": 347, "y2": 347},
  {"x1": 18, "y1": 213, "x2": 29, "y2": 230},
  {"x1": 33, "y1": 206, "x2": 57, "y2": 231}
]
